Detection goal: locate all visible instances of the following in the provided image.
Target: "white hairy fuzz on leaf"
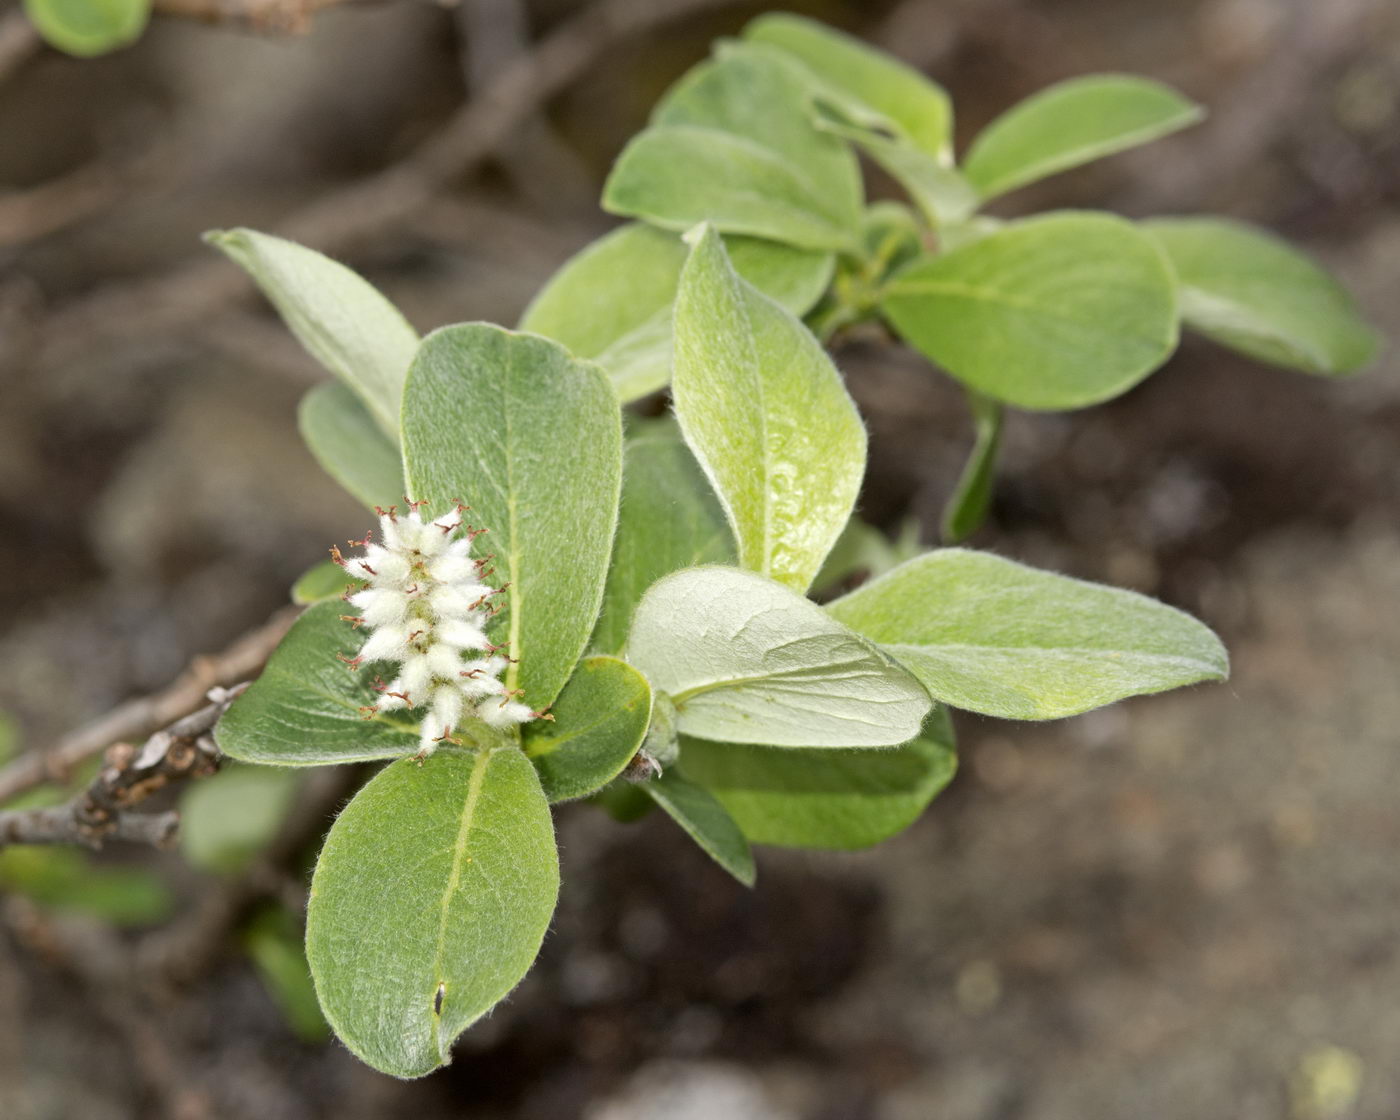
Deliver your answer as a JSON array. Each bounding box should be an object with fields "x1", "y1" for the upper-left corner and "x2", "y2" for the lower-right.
[{"x1": 333, "y1": 503, "x2": 537, "y2": 758}]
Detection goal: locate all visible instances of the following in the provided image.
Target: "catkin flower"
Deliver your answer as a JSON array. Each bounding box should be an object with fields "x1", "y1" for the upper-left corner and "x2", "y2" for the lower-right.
[{"x1": 332, "y1": 501, "x2": 538, "y2": 759}]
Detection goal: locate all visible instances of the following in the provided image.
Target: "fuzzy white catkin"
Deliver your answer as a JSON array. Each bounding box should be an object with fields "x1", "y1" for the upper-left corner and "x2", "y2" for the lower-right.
[{"x1": 335, "y1": 504, "x2": 536, "y2": 757}]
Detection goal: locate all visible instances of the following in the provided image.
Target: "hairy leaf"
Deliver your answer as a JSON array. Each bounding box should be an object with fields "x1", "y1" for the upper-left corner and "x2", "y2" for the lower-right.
[
  {"x1": 603, "y1": 47, "x2": 861, "y2": 250},
  {"x1": 591, "y1": 420, "x2": 734, "y2": 656},
  {"x1": 520, "y1": 222, "x2": 832, "y2": 402},
  {"x1": 207, "y1": 229, "x2": 418, "y2": 438},
  {"x1": 679, "y1": 705, "x2": 956, "y2": 850},
  {"x1": 881, "y1": 212, "x2": 1178, "y2": 410},
  {"x1": 215, "y1": 602, "x2": 420, "y2": 766},
  {"x1": 827, "y1": 550, "x2": 1228, "y2": 720},
  {"x1": 306, "y1": 747, "x2": 558, "y2": 1078},
  {"x1": 1143, "y1": 217, "x2": 1380, "y2": 375},
  {"x1": 743, "y1": 13, "x2": 953, "y2": 160},
  {"x1": 298, "y1": 382, "x2": 404, "y2": 510},
  {"x1": 963, "y1": 74, "x2": 1203, "y2": 200},
  {"x1": 673, "y1": 226, "x2": 865, "y2": 591},
  {"x1": 626, "y1": 566, "x2": 931, "y2": 748},
  {"x1": 523, "y1": 656, "x2": 652, "y2": 802},
  {"x1": 402, "y1": 324, "x2": 622, "y2": 713},
  {"x1": 640, "y1": 768, "x2": 755, "y2": 886},
  {"x1": 818, "y1": 111, "x2": 977, "y2": 227}
]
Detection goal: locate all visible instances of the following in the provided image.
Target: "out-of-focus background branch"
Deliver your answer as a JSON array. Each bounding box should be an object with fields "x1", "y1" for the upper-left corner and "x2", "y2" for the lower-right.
[{"x1": 0, "y1": 0, "x2": 1398, "y2": 1116}]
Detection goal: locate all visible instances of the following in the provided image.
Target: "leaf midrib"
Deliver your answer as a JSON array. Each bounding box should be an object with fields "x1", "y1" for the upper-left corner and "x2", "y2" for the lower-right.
[{"x1": 433, "y1": 746, "x2": 491, "y2": 1060}]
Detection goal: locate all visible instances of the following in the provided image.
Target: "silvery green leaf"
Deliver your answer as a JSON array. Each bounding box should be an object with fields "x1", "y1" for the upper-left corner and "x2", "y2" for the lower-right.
[
  {"x1": 602, "y1": 47, "x2": 862, "y2": 251},
  {"x1": 963, "y1": 74, "x2": 1204, "y2": 201},
  {"x1": 743, "y1": 13, "x2": 954, "y2": 160},
  {"x1": 827, "y1": 549, "x2": 1228, "y2": 720},
  {"x1": 673, "y1": 226, "x2": 865, "y2": 592},
  {"x1": 590, "y1": 420, "x2": 734, "y2": 657},
  {"x1": 519, "y1": 222, "x2": 832, "y2": 403},
  {"x1": 881, "y1": 212, "x2": 1178, "y2": 410},
  {"x1": 626, "y1": 566, "x2": 931, "y2": 748},
  {"x1": 1143, "y1": 217, "x2": 1380, "y2": 375},
  {"x1": 402, "y1": 324, "x2": 622, "y2": 712},
  {"x1": 298, "y1": 382, "x2": 404, "y2": 511},
  {"x1": 215, "y1": 602, "x2": 420, "y2": 766},
  {"x1": 639, "y1": 768, "x2": 755, "y2": 886},
  {"x1": 523, "y1": 656, "x2": 652, "y2": 802},
  {"x1": 808, "y1": 102, "x2": 975, "y2": 227},
  {"x1": 306, "y1": 747, "x2": 558, "y2": 1078},
  {"x1": 678, "y1": 705, "x2": 956, "y2": 850},
  {"x1": 206, "y1": 229, "x2": 418, "y2": 438}
]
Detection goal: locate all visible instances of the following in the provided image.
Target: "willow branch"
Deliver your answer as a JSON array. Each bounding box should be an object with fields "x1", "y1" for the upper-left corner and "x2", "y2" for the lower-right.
[
  {"x1": 0, "y1": 687, "x2": 249, "y2": 850},
  {"x1": 0, "y1": 607, "x2": 297, "y2": 805}
]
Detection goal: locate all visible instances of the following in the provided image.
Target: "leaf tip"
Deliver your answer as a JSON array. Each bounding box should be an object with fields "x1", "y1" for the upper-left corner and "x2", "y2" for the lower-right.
[{"x1": 682, "y1": 221, "x2": 716, "y2": 249}]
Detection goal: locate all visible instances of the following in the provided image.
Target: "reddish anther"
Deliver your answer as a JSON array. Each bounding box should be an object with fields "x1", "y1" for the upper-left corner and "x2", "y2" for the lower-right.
[
  {"x1": 339, "y1": 615, "x2": 366, "y2": 629},
  {"x1": 329, "y1": 545, "x2": 347, "y2": 568},
  {"x1": 359, "y1": 562, "x2": 378, "y2": 576},
  {"x1": 336, "y1": 653, "x2": 364, "y2": 670}
]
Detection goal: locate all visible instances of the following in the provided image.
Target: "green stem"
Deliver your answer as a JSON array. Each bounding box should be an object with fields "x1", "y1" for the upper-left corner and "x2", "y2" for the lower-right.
[{"x1": 939, "y1": 389, "x2": 1004, "y2": 544}]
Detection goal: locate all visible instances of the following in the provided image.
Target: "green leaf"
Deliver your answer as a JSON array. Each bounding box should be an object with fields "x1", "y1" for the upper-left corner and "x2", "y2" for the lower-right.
[
  {"x1": 522, "y1": 656, "x2": 652, "y2": 802},
  {"x1": 206, "y1": 228, "x2": 418, "y2": 438},
  {"x1": 180, "y1": 765, "x2": 302, "y2": 874},
  {"x1": 0, "y1": 847, "x2": 172, "y2": 925},
  {"x1": 626, "y1": 566, "x2": 931, "y2": 748},
  {"x1": 963, "y1": 74, "x2": 1204, "y2": 201},
  {"x1": 678, "y1": 704, "x2": 956, "y2": 850},
  {"x1": 306, "y1": 746, "x2": 558, "y2": 1079},
  {"x1": 23, "y1": 0, "x2": 149, "y2": 57},
  {"x1": 1143, "y1": 217, "x2": 1381, "y2": 375},
  {"x1": 743, "y1": 13, "x2": 953, "y2": 160},
  {"x1": 298, "y1": 382, "x2": 404, "y2": 511},
  {"x1": 881, "y1": 212, "x2": 1178, "y2": 410},
  {"x1": 674, "y1": 226, "x2": 865, "y2": 592},
  {"x1": 603, "y1": 47, "x2": 861, "y2": 251},
  {"x1": 244, "y1": 908, "x2": 331, "y2": 1043},
  {"x1": 940, "y1": 391, "x2": 1003, "y2": 543},
  {"x1": 816, "y1": 108, "x2": 977, "y2": 227},
  {"x1": 402, "y1": 324, "x2": 623, "y2": 713},
  {"x1": 591, "y1": 420, "x2": 734, "y2": 656},
  {"x1": 827, "y1": 549, "x2": 1228, "y2": 720},
  {"x1": 291, "y1": 559, "x2": 364, "y2": 606},
  {"x1": 519, "y1": 223, "x2": 833, "y2": 403},
  {"x1": 216, "y1": 602, "x2": 421, "y2": 766},
  {"x1": 639, "y1": 769, "x2": 755, "y2": 886}
]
